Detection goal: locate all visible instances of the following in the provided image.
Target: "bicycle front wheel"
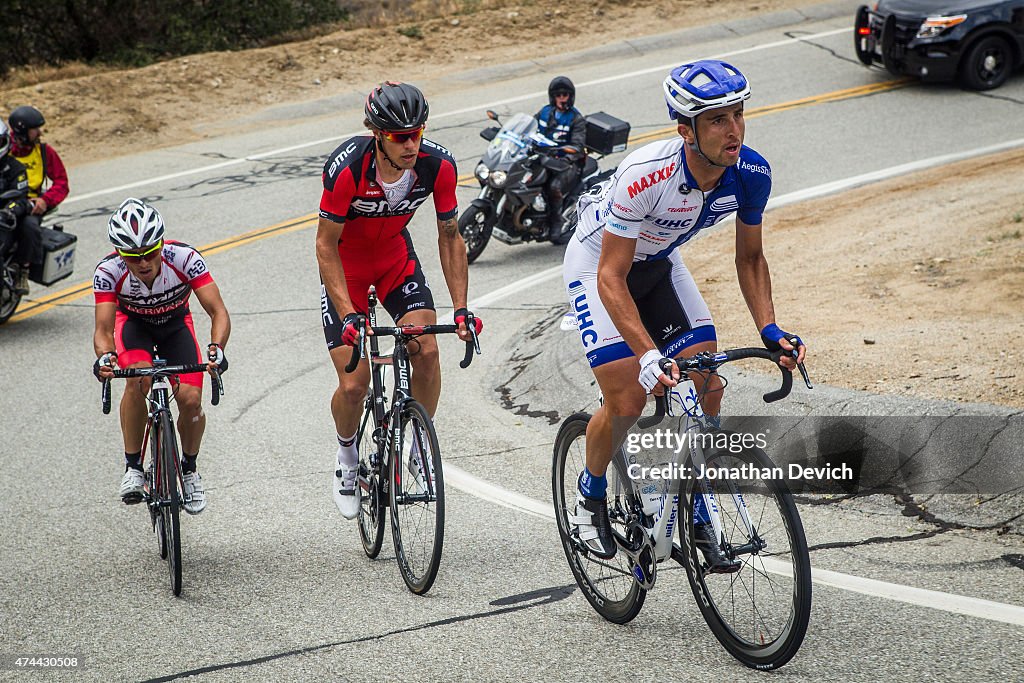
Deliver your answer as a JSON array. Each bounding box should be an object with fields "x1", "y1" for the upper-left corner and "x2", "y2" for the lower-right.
[
  {"x1": 157, "y1": 414, "x2": 183, "y2": 597},
  {"x1": 357, "y1": 403, "x2": 386, "y2": 559},
  {"x1": 389, "y1": 400, "x2": 444, "y2": 595},
  {"x1": 680, "y1": 443, "x2": 811, "y2": 670},
  {"x1": 552, "y1": 413, "x2": 646, "y2": 624}
]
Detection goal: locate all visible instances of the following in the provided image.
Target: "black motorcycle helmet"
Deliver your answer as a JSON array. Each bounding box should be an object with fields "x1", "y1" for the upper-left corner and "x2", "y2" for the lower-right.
[
  {"x1": 547, "y1": 76, "x2": 575, "y2": 109},
  {"x1": 0, "y1": 120, "x2": 10, "y2": 159},
  {"x1": 8, "y1": 105, "x2": 45, "y2": 145},
  {"x1": 364, "y1": 82, "x2": 429, "y2": 131}
]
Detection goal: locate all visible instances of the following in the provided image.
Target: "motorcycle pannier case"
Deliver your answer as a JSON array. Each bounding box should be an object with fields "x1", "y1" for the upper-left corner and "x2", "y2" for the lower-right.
[
  {"x1": 585, "y1": 112, "x2": 630, "y2": 155},
  {"x1": 29, "y1": 226, "x2": 77, "y2": 286}
]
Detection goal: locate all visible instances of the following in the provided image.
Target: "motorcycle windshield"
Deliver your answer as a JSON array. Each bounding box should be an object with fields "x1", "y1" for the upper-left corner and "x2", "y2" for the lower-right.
[{"x1": 482, "y1": 113, "x2": 537, "y2": 167}]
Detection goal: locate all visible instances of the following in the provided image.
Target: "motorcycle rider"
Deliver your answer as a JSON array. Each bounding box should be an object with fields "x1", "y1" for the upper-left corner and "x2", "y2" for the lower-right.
[
  {"x1": 0, "y1": 121, "x2": 32, "y2": 289},
  {"x1": 8, "y1": 105, "x2": 70, "y2": 296},
  {"x1": 534, "y1": 76, "x2": 586, "y2": 237}
]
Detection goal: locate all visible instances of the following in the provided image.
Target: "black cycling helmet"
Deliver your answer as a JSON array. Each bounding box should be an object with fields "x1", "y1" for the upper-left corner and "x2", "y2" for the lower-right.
[
  {"x1": 8, "y1": 105, "x2": 45, "y2": 144},
  {"x1": 364, "y1": 82, "x2": 428, "y2": 131},
  {"x1": 548, "y1": 76, "x2": 575, "y2": 108}
]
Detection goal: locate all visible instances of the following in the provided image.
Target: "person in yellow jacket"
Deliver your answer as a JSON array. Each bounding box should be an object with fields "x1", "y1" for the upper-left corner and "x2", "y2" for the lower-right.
[{"x1": 8, "y1": 106, "x2": 70, "y2": 295}]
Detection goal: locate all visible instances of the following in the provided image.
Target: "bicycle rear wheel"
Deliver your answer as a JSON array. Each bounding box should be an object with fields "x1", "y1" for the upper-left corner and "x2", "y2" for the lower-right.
[
  {"x1": 389, "y1": 400, "x2": 444, "y2": 595},
  {"x1": 680, "y1": 443, "x2": 811, "y2": 670},
  {"x1": 157, "y1": 414, "x2": 183, "y2": 597},
  {"x1": 552, "y1": 413, "x2": 646, "y2": 624},
  {"x1": 357, "y1": 403, "x2": 386, "y2": 559}
]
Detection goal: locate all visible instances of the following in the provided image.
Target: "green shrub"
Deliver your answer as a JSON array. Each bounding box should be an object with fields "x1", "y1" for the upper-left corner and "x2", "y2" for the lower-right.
[{"x1": 0, "y1": 0, "x2": 347, "y2": 74}]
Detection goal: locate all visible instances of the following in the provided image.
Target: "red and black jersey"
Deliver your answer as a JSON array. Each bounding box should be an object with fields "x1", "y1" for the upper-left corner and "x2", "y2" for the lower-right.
[{"x1": 318, "y1": 134, "x2": 458, "y2": 247}]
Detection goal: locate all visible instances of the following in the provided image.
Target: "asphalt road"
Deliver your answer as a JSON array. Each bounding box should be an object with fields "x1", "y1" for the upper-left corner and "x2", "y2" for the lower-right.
[{"x1": 2, "y1": 2, "x2": 1023, "y2": 680}]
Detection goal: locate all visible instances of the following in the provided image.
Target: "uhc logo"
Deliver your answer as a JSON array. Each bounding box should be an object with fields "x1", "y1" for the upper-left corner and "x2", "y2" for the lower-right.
[{"x1": 568, "y1": 280, "x2": 598, "y2": 348}]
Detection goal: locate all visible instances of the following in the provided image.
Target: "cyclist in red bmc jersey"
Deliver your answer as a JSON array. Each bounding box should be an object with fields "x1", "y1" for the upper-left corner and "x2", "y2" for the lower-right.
[{"x1": 317, "y1": 82, "x2": 483, "y2": 520}]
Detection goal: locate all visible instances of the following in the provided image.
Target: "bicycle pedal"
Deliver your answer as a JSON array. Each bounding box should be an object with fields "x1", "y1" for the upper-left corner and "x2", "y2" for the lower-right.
[{"x1": 121, "y1": 492, "x2": 144, "y2": 505}]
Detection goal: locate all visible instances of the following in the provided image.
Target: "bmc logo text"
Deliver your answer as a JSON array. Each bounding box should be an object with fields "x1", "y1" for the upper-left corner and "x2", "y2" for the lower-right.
[
  {"x1": 626, "y1": 163, "x2": 676, "y2": 199},
  {"x1": 351, "y1": 196, "x2": 429, "y2": 216},
  {"x1": 328, "y1": 141, "x2": 358, "y2": 177}
]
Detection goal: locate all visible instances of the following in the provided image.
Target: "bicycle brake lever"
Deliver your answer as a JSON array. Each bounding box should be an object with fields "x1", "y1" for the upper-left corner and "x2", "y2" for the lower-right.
[
  {"x1": 470, "y1": 324, "x2": 481, "y2": 355},
  {"x1": 797, "y1": 361, "x2": 812, "y2": 389}
]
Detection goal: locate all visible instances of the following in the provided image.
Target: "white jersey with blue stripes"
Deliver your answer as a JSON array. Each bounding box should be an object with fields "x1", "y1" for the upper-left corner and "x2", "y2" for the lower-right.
[{"x1": 573, "y1": 137, "x2": 772, "y2": 261}]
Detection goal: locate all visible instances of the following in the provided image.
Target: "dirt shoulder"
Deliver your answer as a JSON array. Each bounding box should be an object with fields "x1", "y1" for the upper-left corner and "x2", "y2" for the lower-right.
[
  {"x1": 685, "y1": 148, "x2": 1024, "y2": 409},
  {"x1": 0, "y1": 0, "x2": 827, "y2": 166},
  {"x1": 4, "y1": 0, "x2": 1021, "y2": 408}
]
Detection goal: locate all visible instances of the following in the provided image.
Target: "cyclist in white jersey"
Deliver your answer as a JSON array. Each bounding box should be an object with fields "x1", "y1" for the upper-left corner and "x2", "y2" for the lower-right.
[
  {"x1": 562, "y1": 60, "x2": 806, "y2": 563},
  {"x1": 92, "y1": 199, "x2": 231, "y2": 515}
]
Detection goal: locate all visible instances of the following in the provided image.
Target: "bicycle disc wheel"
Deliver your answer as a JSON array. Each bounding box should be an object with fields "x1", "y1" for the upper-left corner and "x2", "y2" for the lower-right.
[
  {"x1": 357, "y1": 404, "x2": 386, "y2": 559},
  {"x1": 680, "y1": 444, "x2": 811, "y2": 670},
  {"x1": 159, "y1": 414, "x2": 183, "y2": 597},
  {"x1": 389, "y1": 399, "x2": 444, "y2": 595},
  {"x1": 552, "y1": 413, "x2": 645, "y2": 624}
]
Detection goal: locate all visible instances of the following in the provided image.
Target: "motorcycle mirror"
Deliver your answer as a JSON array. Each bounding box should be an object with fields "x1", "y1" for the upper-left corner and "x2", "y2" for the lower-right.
[
  {"x1": 480, "y1": 127, "x2": 499, "y2": 142},
  {"x1": 485, "y1": 110, "x2": 500, "y2": 122}
]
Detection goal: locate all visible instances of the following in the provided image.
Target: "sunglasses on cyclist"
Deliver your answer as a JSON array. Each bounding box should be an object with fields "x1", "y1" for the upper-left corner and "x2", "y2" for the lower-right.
[
  {"x1": 118, "y1": 240, "x2": 163, "y2": 263},
  {"x1": 552, "y1": 91, "x2": 572, "y2": 98},
  {"x1": 380, "y1": 127, "x2": 424, "y2": 144}
]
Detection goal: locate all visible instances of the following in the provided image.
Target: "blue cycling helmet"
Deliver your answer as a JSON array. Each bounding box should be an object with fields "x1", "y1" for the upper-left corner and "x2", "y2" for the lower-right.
[{"x1": 663, "y1": 60, "x2": 751, "y2": 121}]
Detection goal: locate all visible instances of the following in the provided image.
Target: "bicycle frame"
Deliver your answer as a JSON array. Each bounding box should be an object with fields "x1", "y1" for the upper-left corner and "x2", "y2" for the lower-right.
[
  {"x1": 360, "y1": 292, "x2": 422, "y2": 496},
  {"x1": 614, "y1": 383, "x2": 760, "y2": 580},
  {"x1": 142, "y1": 366, "x2": 183, "y2": 509}
]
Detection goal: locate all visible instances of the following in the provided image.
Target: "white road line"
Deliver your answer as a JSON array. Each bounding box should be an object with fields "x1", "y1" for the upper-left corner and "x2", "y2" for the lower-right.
[
  {"x1": 65, "y1": 27, "x2": 848, "y2": 205},
  {"x1": 768, "y1": 137, "x2": 1024, "y2": 210},
  {"x1": 444, "y1": 463, "x2": 1024, "y2": 627},
  {"x1": 467, "y1": 137, "x2": 1024, "y2": 311}
]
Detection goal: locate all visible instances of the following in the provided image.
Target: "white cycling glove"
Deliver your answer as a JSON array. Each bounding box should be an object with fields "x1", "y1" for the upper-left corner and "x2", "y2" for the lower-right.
[{"x1": 638, "y1": 349, "x2": 671, "y2": 393}]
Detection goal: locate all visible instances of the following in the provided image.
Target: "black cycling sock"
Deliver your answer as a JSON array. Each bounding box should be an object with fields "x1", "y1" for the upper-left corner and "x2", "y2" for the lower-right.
[
  {"x1": 181, "y1": 452, "x2": 198, "y2": 474},
  {"x1": 125, "y1": 452, "x2": 143, "y2": 472}
]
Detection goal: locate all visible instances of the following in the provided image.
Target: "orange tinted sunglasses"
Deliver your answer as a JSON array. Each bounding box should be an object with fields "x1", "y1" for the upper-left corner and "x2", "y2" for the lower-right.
[
  {"x1": 118, "y1": 240, "x2": 163, "y2": 263},
  {"x1": 380, "y1": 126, "x2": 424, "y2": 144}
]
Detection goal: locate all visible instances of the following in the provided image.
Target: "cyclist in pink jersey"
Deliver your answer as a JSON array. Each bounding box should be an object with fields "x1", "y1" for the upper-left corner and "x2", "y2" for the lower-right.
[{"x1": 92, "y1": 198, "x2": 230, "y2": 515}]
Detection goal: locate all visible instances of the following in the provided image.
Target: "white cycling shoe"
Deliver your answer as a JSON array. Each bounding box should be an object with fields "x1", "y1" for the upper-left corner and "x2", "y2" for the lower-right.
[
  {"x1": 182, "y1": 471, "x2": 207, "y2": 515},
  {"x1": 334, "y1": 463, "x2": 359, "y2": 520},
  {"x1": 119, "y1": 468, "x2": 146, "y2": 504}
]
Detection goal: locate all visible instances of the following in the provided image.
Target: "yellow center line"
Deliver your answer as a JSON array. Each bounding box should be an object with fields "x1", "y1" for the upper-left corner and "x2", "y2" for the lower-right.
[
  {"x1": 9, "y1": 213, "x2": 318, "y2": 323},
  {"x1": 457, "y1": 78, "x2": 912, "y2": 185},
  {"x1": 13, "y1": 80, "x2": 913, "y2": 323}
]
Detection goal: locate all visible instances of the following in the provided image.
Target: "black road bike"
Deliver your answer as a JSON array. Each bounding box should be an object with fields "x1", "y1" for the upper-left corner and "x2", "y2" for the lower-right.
[
  {"x1": 346, "y1": 286, "x2": 479, "y2": 594},
  {"x1": 101, "y1": 358, "x2": 222, "y2": 596}
]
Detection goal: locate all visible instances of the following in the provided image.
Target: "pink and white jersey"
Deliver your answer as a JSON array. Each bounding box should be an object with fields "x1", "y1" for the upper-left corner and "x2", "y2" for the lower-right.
[{"x1": 93, "y1": 241, "x2": 214, "y2": 326}]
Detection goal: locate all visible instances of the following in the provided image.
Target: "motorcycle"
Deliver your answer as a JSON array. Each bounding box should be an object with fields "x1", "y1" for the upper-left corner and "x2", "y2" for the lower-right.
[
  {"x1": 0, "y1": 188, "x2": 77, "y2": 325},
  {"x1": 459, "y1": 110, "x2": 627, "y2": 264}
]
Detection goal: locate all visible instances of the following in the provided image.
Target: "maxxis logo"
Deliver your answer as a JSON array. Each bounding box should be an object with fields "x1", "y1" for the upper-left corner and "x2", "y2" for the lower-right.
[{"x1": 626, "y1": 162, "x2": 676, "y2": 199}]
